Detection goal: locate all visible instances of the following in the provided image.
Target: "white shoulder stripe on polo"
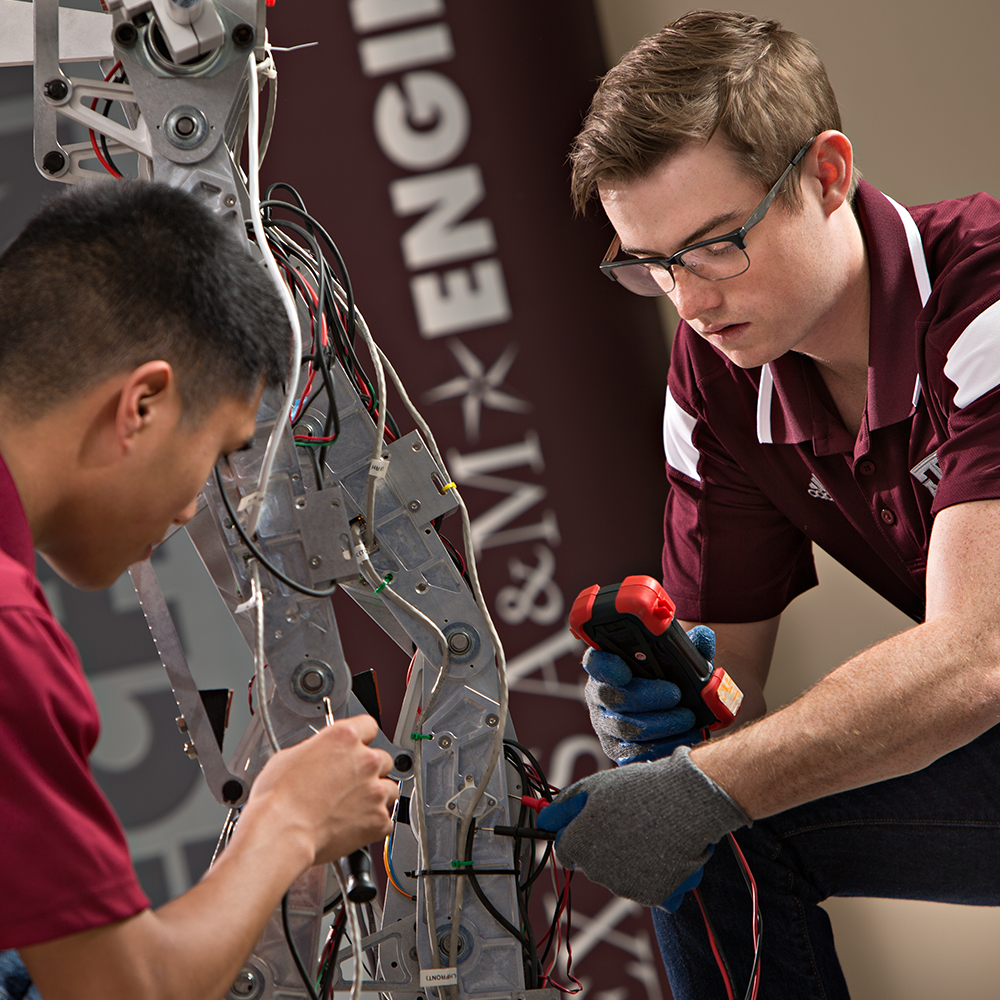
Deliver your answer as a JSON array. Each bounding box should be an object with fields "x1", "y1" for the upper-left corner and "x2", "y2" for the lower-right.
[
  {"x1": 756, "y1": 363, "x2": 774, "y2": 444},
  {"x1": 663, "y1": 387, "x2": 701, "y2": 481},
  {"x1": 944, "y1": 298, "x2": 1000, "y2": 408},
  {"x1": 884, "y1": 194, "x2": 931, "y2": 307}
]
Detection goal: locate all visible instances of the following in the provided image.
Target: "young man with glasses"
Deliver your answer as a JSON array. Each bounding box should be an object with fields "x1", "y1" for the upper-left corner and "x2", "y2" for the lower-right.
[{"x1": 537, "y1": 10, "x2": 1000, "y2": 999}]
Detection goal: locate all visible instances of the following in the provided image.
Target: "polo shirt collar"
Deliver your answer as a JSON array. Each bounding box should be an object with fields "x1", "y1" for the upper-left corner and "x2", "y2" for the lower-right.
[
  {"x1": 0, "y1": 449, "x2": 35, "y2": 573},
  {"x1": 756, "y1": 180, "x2": 927, "y2": 456}
]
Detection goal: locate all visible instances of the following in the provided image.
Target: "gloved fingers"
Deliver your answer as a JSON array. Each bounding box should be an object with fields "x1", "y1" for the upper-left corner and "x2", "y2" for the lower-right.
[
  {"x1": 597, "y1": 675, "x2": 684, "y2": 713},
  {"x1": 582, "y1": 648, "x2": 634, "y2": 687},
  {"x1": 613, "y1": 729, "x2": 704, "y2": 764},
  {"x1": 660, "y1": 865, "x2": 705, "y2": 913},
  {"x1": 598, "y1": 704, "x2": 697, "y2": 741},
  {"x1": 685, "y1": 624, "x2": 716, "y2": 661},
  {"x1": 536, "y1": 791, "x2": 589, "y2": 845}
]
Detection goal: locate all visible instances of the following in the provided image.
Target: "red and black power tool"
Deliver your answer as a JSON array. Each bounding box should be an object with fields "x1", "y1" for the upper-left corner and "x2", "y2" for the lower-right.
[{"x1": 569, "y1": 574, "x2": 744, "y2": 730}]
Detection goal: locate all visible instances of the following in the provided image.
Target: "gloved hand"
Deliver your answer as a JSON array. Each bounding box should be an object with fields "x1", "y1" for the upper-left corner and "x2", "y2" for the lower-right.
[
  {"x1": 535, "y1": 746, "x2": 749, "y2": 909},
  {"x1": 584, "y1": 625, "x2": 717, "y2": 764}
]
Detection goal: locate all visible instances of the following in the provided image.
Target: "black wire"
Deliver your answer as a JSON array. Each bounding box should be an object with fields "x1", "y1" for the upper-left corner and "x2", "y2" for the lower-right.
[
  {"x1": 693, "y1": 887, "x2": 737, "y2": 993},
  {"x1": 213, "y1": 464, "x2": 338, "y2": 599},
  {"x1": 318, "y1": 908, "x2": 347, "y2": 1000},
  {"x1": 504, "y1": 740, "x2": 555, "y2": 802},
  {"x1": 462, "y1": 818, "x2": 538, "y2": 987},
  {"x1": 258, "y1": 199, "x2": 356, "y2": 345},
  {"x1": 727, "y1": 835, "x2": 763, "y2": 1000},
  {"x1": 97, "y1": 70, "x2": 128, "y2": 176},
  {"x1": 282, "y1": 892, "x2": 321, "y2": 1000}
]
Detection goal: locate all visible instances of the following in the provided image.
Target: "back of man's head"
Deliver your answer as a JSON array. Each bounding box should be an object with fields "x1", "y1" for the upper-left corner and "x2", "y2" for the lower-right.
[
  {"x1": 570, "y1": 10, "x2": 852, "y2": 213},
  {"x1": 0, "y1": 180, "x2": 289, "y2": 422}
]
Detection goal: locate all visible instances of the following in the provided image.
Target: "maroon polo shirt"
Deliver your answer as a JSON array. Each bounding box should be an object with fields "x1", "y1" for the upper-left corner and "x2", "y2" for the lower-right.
[
  {"x1": 662, "y1": 180, "x2": 1000, "y2": 624},
  {"x1": 0, "y1": 452, "x2": 149, "y2": 948}
]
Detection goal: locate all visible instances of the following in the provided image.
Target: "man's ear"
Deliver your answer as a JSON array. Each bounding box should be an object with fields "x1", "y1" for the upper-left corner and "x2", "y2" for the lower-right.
[
  {"x1": 116, "y1": 360, "x2": 176, "y2": 450},
  {"x1": 807, "y1": 130, "x2": 854, "y2": 216}
]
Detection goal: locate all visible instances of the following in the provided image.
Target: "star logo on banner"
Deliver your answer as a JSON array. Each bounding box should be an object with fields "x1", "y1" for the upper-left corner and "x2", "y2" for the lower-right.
[{"x1": 424, "y1": 339, "x2": 531, "y2": 440}]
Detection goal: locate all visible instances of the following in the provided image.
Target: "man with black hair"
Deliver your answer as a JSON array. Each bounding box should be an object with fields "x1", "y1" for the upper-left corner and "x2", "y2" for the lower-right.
[
  {"x1": 537, "y1": 11, "x2": 1000, "y2": 999},
  {"x1": 0, "y1": 180, "x2": 397, "y2": 1000}
]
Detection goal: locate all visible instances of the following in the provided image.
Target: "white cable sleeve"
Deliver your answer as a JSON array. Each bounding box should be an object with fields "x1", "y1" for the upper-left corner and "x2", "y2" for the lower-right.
[{"x1": 245, "y1": 52, "x2": 302, "y2": 536}]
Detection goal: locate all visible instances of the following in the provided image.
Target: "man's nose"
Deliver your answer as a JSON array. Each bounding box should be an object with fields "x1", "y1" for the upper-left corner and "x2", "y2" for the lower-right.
[
  {"x1": 669, "y1": 268, "x2": 724, "y2": 323},
  {"x1": 173, "y1": 495, "x2": 199, "y2": 526}
]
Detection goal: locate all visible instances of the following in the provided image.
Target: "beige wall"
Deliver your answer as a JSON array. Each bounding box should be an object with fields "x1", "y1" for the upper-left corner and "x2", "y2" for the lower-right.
[{"x1": 590, "y1": 2, "x2": 1000, "y2": 997}]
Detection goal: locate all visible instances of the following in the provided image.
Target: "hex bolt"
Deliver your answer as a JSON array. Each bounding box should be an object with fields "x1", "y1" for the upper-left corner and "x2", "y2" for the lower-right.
[
  {"x1": 42, "y1": 151, "x2": 65, "y2": 175},
  {"x1": 232, "y1": 22, "x2": 255, "y2": 47},
  {"x1": 114, "y1": 22, "x2": 138, "y2": 47},
  {"x1": 394, "y1": 754, "x2": 413, "y2": 772},
  {"x1": 44, "y1": 79, "x2": 68, "y2": 101},
  {"x1": 485, "y1": 713, "x2": 499, "y2": 728}
]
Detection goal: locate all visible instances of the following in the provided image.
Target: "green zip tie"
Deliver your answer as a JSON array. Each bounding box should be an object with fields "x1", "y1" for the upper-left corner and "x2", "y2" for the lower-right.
[
  {"x1": 451, "y1": 860, "x2": 474, "y2": 868},
  {"x1": 374, "y1": 571, "x2": 394, "y2": 594},
  {"x1": 411, "y1": 733, "x2": 433, "y2": 741}
]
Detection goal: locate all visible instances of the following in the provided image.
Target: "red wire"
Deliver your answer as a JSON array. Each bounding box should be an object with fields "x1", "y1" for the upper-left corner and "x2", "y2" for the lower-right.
[
  {"x1": 89, "y1": 61, "x2": 124, "y2": 178},
  {"x1": 693, "y1": 888, "x2": 736, "y2": 1000},
  {"x1": 727, "y1": 834, "x2": 762, "y2": 1000}
]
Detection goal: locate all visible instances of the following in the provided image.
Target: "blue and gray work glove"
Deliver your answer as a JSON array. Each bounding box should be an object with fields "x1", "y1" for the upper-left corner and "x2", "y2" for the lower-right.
[
  {"x1": 584, "y1": 625, "x2": 718, "y2": 764},
  {"x1": 536, "y1": 746, "x2": 750, "y2": 909}
]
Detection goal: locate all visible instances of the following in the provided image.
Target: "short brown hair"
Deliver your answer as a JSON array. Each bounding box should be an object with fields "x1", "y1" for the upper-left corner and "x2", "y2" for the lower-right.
[{"x1": 570, "y1": 10, "x2": 856, "y2": 213}]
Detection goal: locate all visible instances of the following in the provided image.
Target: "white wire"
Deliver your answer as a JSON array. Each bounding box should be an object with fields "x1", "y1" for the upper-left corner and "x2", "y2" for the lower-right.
[
  {"x1": 245, "y1": 52, "x2": 302, "y2": 536},
  {"x1": 368, "y1": 333, "x2": 510, "y2": 990},
  {"x1": 251, "y1": 561, "x2": 281, "y2": 755},
  {"x1": 332, "y1": 862, "x2": 365, "y2": 1000}
]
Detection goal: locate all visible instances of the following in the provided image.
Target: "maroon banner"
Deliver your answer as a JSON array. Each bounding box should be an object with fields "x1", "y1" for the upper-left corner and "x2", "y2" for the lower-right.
[{"x1": 263, "y1": 3, "x2": 672, "y2": 996}]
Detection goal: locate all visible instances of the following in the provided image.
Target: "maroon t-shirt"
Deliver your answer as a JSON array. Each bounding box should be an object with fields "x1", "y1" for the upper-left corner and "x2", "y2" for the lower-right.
[
  {"x1": 0, "y1": 454, "x2": 149, "y2": 948},
  {"x1": 662, "y1": 180, "x2": 1000, "y2": 624}
]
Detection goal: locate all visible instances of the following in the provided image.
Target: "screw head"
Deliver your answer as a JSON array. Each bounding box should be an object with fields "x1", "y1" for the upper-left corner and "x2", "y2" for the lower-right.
[
  {"x1": 224, "y1": 194, "x2": 237, "y2": 208},
  {"x1": 448, "y1": 630, "x2": 472, "y2": 655},
  {"x1": 409, "y1": 500, "x2": 421, "y2": 512},
  {"x1": 232, "y1": 23, "x2": 255, "y2": 47},
  {"x1": 309, "y1": 555, "x2": 322, "y2": 568},
  {"x1": 485, "y1": 714, "x2": 499, "y2": 728},
  {"x1": 394, "y1": 753, "x2": 413, "y2": 772},
  {"x1": 183, "y1": 741, "x2": 198, "y2": 759},
  {"x1": 300, "y1": 669, "x2": 325, "y2": 693},
  {"x1": 222, "y1": 779, "x2": 244, "y2": 803},
  {"x1": 41, "y1": 147, "x2": 67, "y2": 175},
  {"x1": 230, "y1": 969, "x2": 258, "y2": 998},
  {"x1": 114, "y1": 21, "x2": 138, "y2": 47},
  {"x1": 44, "y1": 79, "x2": 68, "y2": 101}
]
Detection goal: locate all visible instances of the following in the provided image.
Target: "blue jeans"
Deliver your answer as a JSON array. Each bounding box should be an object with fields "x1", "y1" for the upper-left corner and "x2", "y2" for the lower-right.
[
  {"x1": 653, "y1": 723, "x2": 1000, "y2": 999},
  {"x1": 0, "y1": 951, "x2": 40, "y2": 1000}
]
